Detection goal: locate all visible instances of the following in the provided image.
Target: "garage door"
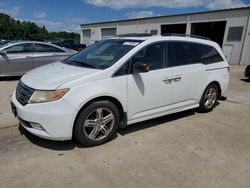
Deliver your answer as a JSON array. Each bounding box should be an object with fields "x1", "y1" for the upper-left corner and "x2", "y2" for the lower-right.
[
  {"x1": 82, "y1": 29, "x2": 91, "y2": 46},
  {"x1": 191, "y1": 21, "x2": 226, "y2": 47},
  {"x1": 101, "y1": 28, "x2": 117, "y2": 39},
  {"x1": 161, "y1": 24, "x2": 187, "y2": 35}
]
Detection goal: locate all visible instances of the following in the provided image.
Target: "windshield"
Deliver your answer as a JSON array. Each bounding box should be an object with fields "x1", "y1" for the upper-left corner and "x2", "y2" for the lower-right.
[{"x1": 64, "y1": 39, "x2": 142, "y2": 69}]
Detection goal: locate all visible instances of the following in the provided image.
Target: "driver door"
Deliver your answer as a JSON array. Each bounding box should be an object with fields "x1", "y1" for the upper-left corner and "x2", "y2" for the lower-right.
[
  {"x1": 0, "y1": 43, "x2": 33, "y2": 76},
  {"x1": 127, "y1": 42, "x2": 173, "y2": 123}
]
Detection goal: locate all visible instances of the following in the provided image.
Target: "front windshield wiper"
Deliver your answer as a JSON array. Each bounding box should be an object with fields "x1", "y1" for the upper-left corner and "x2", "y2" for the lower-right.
[{"x1": 67, "y1": 60, "x2": 97, "y2": 69}]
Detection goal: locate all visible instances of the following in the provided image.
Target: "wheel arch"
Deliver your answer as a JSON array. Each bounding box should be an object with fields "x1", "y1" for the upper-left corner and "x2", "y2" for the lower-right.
[
  {"x1": 200, "y1": 80, "x2": 222, "y2": 102},
  {"x1": 208, "y1": 81, "x2": 222, "y2": 98},
  {"x1": 72, "y1": 96, "x2": 126, "y2": 136}
]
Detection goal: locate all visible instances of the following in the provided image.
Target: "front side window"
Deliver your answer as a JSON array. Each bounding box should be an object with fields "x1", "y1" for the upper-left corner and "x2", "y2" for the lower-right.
[
  {"x1": 132, "y1": 42, "x2": 166, "y2": 70},
  {"x1": 172, "y1": 41, "x2": 223, "y2": 66},
  {"x1": 6, "y1": 43, "x2": 32, "y2": 53},
  {"x1": 65, "y1": 39, "x2": 142, "y2": 69},
  {"x1": 114, "y1": 63, "x2": 130, "y2": 76},
  {"x1": 34, "y1": 43, "x2": 64, "y2": 53}
]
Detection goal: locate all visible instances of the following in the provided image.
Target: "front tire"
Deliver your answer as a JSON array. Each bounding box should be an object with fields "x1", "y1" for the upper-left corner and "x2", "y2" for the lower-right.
[
  {"x1": 74, "y1": 101, "x2": 120, "y2": 146},
  {"x1": 199, "y1": 84, "x2": 218, "y2": 113}
]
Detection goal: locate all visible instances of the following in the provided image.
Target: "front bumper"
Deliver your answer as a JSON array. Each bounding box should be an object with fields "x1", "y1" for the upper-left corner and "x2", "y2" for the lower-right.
[{"x1": 11, "y1": 91, "x2": 76, "y2": 141}]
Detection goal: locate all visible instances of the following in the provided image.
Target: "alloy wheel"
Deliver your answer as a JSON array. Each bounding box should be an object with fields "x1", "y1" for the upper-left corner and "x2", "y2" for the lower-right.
[
  {"x1": 83, "y1": 108, "x2": 115, "y2": 141},
  {"x1": 204, "y1": 87, "x2": 217, "y2": 108}
]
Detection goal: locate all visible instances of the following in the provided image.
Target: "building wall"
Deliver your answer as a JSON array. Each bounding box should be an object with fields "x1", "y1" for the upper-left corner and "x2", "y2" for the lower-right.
[
  {"x1": 240, "y1": 11, "x2": 250, "y2": 65},
  {"x1": 218, "y1": 9, "x2": 250, "y2": 65},
  {"x1": 81, "y1": 8, "x2": 250, "y2": 65}
]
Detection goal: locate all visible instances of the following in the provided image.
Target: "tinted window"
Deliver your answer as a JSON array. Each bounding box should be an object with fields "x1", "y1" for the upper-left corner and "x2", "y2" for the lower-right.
[
  {"x1": 6, "y1": 43, "x2": 32, "y2": 53},
  {"x1": 199, "y1": 45, "x2": 224, "y2": 64},
  {"x1": 132, "y1": 42, "x2": 166, "y2": 70},
  {"x1": 34, "y1": 43, "x2": 64, "y2": 52},
  {"x1": 114, "y1": 63, "x2": 130, "y2": 76},
  {"x1": 173, "y1": 42, "x2": 201, "y2": 66},
  {"x1": 173, "y1": 42, "x2": 223, "y2": 66}
]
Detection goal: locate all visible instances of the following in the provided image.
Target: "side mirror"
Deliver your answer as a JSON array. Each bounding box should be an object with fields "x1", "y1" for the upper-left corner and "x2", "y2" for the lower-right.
[{"x1": 132, "y1": 62, "x2": 150, "y2": 73}]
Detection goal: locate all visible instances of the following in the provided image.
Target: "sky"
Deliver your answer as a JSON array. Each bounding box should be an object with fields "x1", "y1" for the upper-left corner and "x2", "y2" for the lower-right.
[{"x1": 0, "y1": 0, "x2": 250, "y2": 33}]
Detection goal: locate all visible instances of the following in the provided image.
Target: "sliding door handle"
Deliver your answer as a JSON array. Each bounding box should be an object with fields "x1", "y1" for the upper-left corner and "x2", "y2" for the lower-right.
[
  {"x1": 163, "y1": 78, "x2": 172, "y2": 84},
  {"x1": 173, "y1": 77, "x2": 182, "y2": 82}
]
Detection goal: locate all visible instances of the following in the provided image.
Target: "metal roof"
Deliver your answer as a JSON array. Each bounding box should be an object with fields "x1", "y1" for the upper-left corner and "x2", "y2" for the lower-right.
[{"x1": 81, "y1": 6, "x2": 250, "y2": 27}]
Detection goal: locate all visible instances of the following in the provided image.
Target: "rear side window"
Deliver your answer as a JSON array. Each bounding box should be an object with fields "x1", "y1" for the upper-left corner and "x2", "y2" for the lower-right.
[
  {"x1": 173, "y1": 42, "x2": 201, "y2": 66},
  {"x1": 172, "y1": 41, "x2": 223, "y2": 66},
  {"x1": 34, "y1": 43, "x2": 64, "y2": 53}
]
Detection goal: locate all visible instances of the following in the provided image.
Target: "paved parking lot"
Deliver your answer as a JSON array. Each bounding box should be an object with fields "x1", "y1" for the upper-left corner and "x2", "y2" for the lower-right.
[{"x1": 0, "y1": 65, "x2": 250, "y2": 188}]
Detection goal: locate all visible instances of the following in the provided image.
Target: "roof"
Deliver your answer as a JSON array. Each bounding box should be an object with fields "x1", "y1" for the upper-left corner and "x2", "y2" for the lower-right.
[
  {"x1": 109, "y1": 35, "x2": 219, "y2": 49},
  {"x1": 110, "y1": 34, "x2": 215, "y2": 45},
  {"x1": 81, "y1": 6, "x2": 250, "y2": 27}
]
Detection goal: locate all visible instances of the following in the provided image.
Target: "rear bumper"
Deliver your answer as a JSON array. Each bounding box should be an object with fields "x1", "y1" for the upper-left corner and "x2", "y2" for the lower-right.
[{"x1": 11, "y1": 91, "x2": 76, "y2": 141}]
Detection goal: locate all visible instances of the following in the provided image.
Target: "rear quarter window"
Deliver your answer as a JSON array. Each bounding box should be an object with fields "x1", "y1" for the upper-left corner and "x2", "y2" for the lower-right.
[{"x1": 199, "y1": 44, "x2": 224, "y2": 64}]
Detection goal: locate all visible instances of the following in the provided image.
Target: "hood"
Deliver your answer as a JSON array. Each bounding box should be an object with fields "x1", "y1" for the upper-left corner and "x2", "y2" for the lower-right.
[{"x1": 21, "y1": 62, "x2": 100, "y2": 90}]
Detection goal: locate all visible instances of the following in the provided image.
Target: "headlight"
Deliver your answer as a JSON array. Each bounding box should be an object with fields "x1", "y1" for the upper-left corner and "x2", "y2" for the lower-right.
[{"x1": 29, "y1": 89, "x2": 69, "y2": 103}]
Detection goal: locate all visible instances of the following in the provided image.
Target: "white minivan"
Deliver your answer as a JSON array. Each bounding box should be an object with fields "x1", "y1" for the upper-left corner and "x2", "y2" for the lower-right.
[{"x1": 11, "y1": 35, "x2": 229, "y2": 146}]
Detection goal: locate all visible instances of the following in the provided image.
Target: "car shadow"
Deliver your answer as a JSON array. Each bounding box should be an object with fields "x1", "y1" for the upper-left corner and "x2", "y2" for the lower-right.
[
  {"x1": 18, "y1": 109, "x2": 197, "y2": 150},
  {"x1": 18, "y1": 125, "x2": 118, "y2": 151},
  {"x1": 240, "y1": 78, "x2": 250, "y2": 83},
  {"x1": 194, "y1": 101, "x2": 220, "y2": 114},
  {"x1": 0, "y1": 76, "x2": 21, "y2": 81},
  {"x1": 118, "y1": 109, "x2": 195, "y2": 136}
]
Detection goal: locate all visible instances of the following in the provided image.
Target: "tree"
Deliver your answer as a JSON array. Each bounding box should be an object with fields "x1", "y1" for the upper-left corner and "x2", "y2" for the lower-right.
[{"x1": 0, "y1": 13, "x2": 80, "y2": 42}]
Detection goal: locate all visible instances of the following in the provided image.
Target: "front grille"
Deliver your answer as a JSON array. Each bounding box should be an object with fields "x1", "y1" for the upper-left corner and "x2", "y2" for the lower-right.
[{"x1": 16, "y1": 81, "x2": 35, "y2": 105}]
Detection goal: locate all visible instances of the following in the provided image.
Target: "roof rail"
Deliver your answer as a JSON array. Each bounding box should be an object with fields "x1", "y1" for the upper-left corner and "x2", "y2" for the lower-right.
[
  {"x1": 118, "y1": 33, "x2": 153, "y2": 37},
  {"x1": 162, "y1": 33, "x2": 211, "y2": 40}
]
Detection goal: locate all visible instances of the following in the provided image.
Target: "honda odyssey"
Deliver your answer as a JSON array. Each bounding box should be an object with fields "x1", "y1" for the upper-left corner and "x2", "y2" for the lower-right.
[{"x1": 11, "y1": 35, "x2": 229, "y2": 146}]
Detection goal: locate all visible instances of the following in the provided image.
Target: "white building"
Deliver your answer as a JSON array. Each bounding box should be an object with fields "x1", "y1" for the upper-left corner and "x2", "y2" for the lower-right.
[{"x1": 80, "y1": 7, "x2": 250, "y2": 65}]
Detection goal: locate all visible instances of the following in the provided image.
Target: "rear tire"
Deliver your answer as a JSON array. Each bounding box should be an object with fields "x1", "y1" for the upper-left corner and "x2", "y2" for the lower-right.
[
  {"x1": 199, "y1": 84, "x2": 218, "y2": 113},
  {"x1": 245, "y1": 65, "x2": 250, "y2": 80},
  {"x1": 74, "y1": 101, "x2": 120, "y2": 146}
]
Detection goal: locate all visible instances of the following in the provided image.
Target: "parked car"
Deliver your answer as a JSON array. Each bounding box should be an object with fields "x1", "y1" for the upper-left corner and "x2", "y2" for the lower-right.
[
  {"x1": 0, "y1": 41, "x2": 76, "y2": 77},
  {"x1": 52, "y1": 39, "x2": 86, "y2": 51},
  {"x1": 11, "y1": 35, "x2": 229, "y2": 146},
  {"x1": 0, "y1": 39, "x2": 12, "y2": 46},
  {"x1": 244, "y1": 65, "x2": 250, "y2": 80}
]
